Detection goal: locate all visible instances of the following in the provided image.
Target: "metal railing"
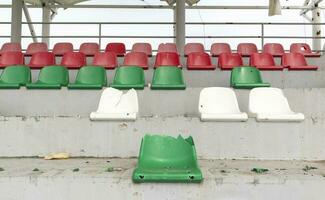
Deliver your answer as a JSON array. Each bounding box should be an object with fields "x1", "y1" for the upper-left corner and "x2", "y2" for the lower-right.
[{"x1": 0, "y1": 21, "x2": 324, "y2": 51}]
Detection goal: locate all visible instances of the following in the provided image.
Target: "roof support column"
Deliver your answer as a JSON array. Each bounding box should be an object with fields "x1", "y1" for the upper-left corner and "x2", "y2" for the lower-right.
[
  {"x1": 11, "y1": 0, "x2": 23, "y2": 43},
  {"x1": 312, "y1": 0, "x2": 321, "y2": 51},
  {"x1": 42, "y1": 4, "x2": 51, "y2": 45},
  {"x1": 175, "y1": 0, "x2": 186, "y2": 55}
]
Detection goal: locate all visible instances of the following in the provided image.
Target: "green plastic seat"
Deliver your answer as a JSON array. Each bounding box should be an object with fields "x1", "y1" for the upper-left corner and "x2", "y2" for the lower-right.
[
  {"x1": 68, "y1": 66, "x2": 107, "y2": 89},
  {"x1": 230, "y1": 66, "x2": 271, "y2": 89},
  {"x1": 26, "y1": 65, "x2": 69, "y2": 89},
  {"x1": 110, "y1": 66, "x2": 145, "y2": 90},
  {"x1": 133, "y1": 135, "x2": 203, "y2": 183},
  {"x1": 0, "y1": 65, "x2": 31, "y2": 89},
  {"x1": 151, "y1": 66, "x2": 186, "y2": 90}
]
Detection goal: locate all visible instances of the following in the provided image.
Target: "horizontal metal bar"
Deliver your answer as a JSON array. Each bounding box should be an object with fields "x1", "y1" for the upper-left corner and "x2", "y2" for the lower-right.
[{"x1": 1, "y1": 22, "x2": 325, "y2": 25}]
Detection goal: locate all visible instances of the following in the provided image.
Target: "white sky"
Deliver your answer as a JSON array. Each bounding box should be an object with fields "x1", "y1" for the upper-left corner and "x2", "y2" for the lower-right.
[{"x1": 0, "y1": 0, "x2": 324, "y2": 50}]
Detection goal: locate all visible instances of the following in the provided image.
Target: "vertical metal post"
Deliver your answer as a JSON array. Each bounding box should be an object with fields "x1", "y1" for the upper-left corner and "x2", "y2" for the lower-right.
[
  {"x1": 11, "y1": 0, "x2": 23, "y2": 43},
  {"x1": 175, "y1": 0, "x2": 186, "y2": 55},
  {"x1": 261, "y1": 24, "x2": 265, "y2": 50},
  {"x1": 312, "y1": 0, "x2": 322, "y2": 51},
  {"x1": 99, "y1": 23, "x2": 102, "y2": 50},
  {"x1": 42, "y1": 5, "x2": 51, "y2": 45}
]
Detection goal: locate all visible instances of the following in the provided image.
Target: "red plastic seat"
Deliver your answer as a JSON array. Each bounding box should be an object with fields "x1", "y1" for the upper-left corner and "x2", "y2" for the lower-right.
[
  {"x1": 123, "y1": 52, "x2": 148, "y2": 69},
  {"x1": 0, "y1": 52, "x2": 24, "y2": 68},
  {"x1": 29, "y1": 52, "x2": 55, "y2": 69},
  {"x1": 210, "y1": 43, "x2": 231, "y2": 57},
  {"x1": 158, "y1": 43, "x2": 178, "y2": 53},
  {"x1": 0, "y1": 42, "x2": 22, "y2": 54},
  {"x1": 290, "y1": 43, "x2": 320, "y2": 57},
  {"x1": 262, "y1": 43, "x2": 285, "y2": 57},
  {"x1": 250, "y1": 53, "x2": 283, "y2": 70},
  {"x1": 92, "y1": 52, "x2": 117, "y2": 69},
  {"x1": 52, "y1": 43, "x2": 73, "y2": 56},
  {"x1": 61, "y1": 52, "x2": 86, "y2": 69},
  {"x1": 26, "y1": 42, "x2": 48, "y2": 55},
  {"x1": 79, "y1": 43, "x2": 99, "y2": 56},
  {"x1": 154, "y1": 52, "x2": 181, "y2": 68},
  {"x1": 282, "y1": 53, "x2": 318, "y2": 70},
  {"x1": 105, "y1": 43, "x2": 126, "y2": 56},
  {"x1": 184, "y1": 43, "x2": 205, "y2": 56},
  {"x1": 237, "y1": 43, "x2": 258, "y2": 56},
  {"x1": 218, "y1": 53, "x2": 243, "y2": 70},
  {"x1": 187, "y1": 52, "x2": 215, "y2": 70},
  {"x1": 132, "y1": 43, "x2": 152, "y2": 56}
]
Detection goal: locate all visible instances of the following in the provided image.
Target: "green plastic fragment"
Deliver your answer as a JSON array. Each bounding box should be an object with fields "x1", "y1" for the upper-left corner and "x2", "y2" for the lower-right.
[
  {"x1": 302, "y1": 165, "x2": 317, "y2": 172},
  {"x1": 251, "y1": 168, "x2": 269, "y2": 174},
  {"x1": 68, "y1": 66, "x2": 107, "y2": 89},
  {"x1": 230, "y1": 66, "x2": 270, "y2": 89},
  {"x1": 72, "y1": 168, "x2": 79, "y2": 172},
  {"x1": 0, "y1": 167, "x2": 4, "y2": 172},
  {"x1": 133, "y1": 134, "x2": 203, "y2": 183},
  {"x1": 151, "y1": 66, "x2": 186, "y2": 90},
  {"x1": 32, "y1": 168, "x2": 40, "y2": 172},
  {"x1": 110, "y1": 66, "x2": 145, "y2": 90}
]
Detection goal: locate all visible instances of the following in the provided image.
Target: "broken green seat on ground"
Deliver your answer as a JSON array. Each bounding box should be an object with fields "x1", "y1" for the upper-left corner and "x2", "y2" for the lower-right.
[
  {"x1": 151, "y1": 66, "x2": 186, "y2": 90},
  {"x1": 110, "y1": 66, "x2": 145, "y2": 90},
  {"x1": 230, "y1": 66, "x2": 271, "y2": 89},
  {"x1": 133, "y1": 134, "x2": 203, "y2": 183},
  {"x1": 0, "y1": 65, "x2": 31, "y2": 89},
  {"x1": 68, "y1": 66, "x2": 107, "y2": 89},
  {"x1": 26, "y1": 65, "x2": 69, "y2": 89}
]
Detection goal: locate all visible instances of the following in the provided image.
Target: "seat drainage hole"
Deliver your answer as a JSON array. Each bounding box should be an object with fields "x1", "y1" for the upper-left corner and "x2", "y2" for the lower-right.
[
  {"x1": 189, "y1": 175, "x2": 194, "y2": 180},
  {"x1": 139, "y1": 175, "x2": 144, "y2": 179}
]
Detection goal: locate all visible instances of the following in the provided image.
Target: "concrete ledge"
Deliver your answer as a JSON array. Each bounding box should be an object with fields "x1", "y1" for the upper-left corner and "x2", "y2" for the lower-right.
[{"x1": 0, "y1": 158, "x2": 324, "y2": 200}]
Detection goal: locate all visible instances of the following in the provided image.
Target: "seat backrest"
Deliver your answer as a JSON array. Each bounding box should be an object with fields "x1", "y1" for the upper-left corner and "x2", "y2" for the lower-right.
[
  {"x1": 281, "y1": 53, "x2": 307, "y2": 67},
  {"x1": 123, "y1": 52, "x2": 148, "y2": 67},
  {"x1": 38, "y1": 66, "x2": 69, "y2": 85},
  {"x1": 155, "y1": 52, "x2": 180, "y2": 67},
  {"x1": 158, "y1": 43, "x2": 178, "y2": 53},
  {"x1": 79, "y1": 43, "x2": 100, "y2": 56},
  {"x1": 0, "y1": 43, "x2": 22, "y2": 53},
  {"x1": 113, "y1": 66, "x2": 145, "y2": 85},
  {"x1": 199, "y1": 87, "x2": 241, "y2": 114},
  {"x1": 237, "y1": 43, "x2": 258, "y2": 56},
  {"x1": 105, "y1": 43, "x2": 126, "y2": 56},
  {"x1": 138, "y1": 135, "x2": 197, "y2": 169},
  {"x1": 92, "y1": 52, "x2": 117, "y2": 68},
  {"x1": 132, "y1": 43, "x2": 152, "y2": 56},
  {"x1": 75, "y1": 66, "x2": 107, "y2": 85},
  {"x1": 97, "y1": 88, "x2": 138, "y2": 113},
  {"x1": 231, "y1": 67, "x2": 263, "y2": 84},
  {"x1": 29, "y1": 52, "x2": 55, "y2": 67},
  {"x1": 152, "y1": 66, "x2": 184, "y2": 85},
  {"x1": 218, "y1": 53, "x2": 243, "y2": 67},
  {"x1": 262, "y1": 43, "x2": 284, "y2": 55},
  {"x1": 61, "y1": 52, "x2": 86, "y2": 68},
  {"x1": 26, "y1": 42, "x2": 48, "y2": 55},
  {"x1": 249, "y1": 87, "x2": 292, "y2": 114},
  {"x1": 184, "y1": 43, "x2": 205, "y2": 56},
  {"x1": 187, "y1": 52, "x2": 211, "y2": 66},
  {"x1": 250, "y1": 53, "x2": 275, "y2": 66},
  {"x1": 0, "y1": 65, "x2": 31, "y2": 84},
  {"x1": 0, "y1": 52, "x2": 25, "y2": 66},
  {"x1": 290, "y1": 43, "x2": 312, "y2": 54},
  {"x1": 210, "y1": 43, "x2": 231, "y2": 56},
  {"x1": 52, "y1": 43, "x2": 73, "y2": 56}
]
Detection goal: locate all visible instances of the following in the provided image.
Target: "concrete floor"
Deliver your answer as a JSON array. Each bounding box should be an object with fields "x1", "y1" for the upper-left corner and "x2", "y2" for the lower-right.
[{"x1": 0, "y1": 158, "x2": 325, "y2": 200}]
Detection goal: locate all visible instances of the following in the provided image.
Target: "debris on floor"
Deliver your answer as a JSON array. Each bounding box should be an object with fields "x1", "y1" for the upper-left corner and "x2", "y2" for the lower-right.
[
  {"x1": 44, "y1": 152, "x2": 70, "y2": 160},
  {"x1": 251, "y1": 168, "x2": 269, "y2": 174},
  {"x1": 302, "y1": 165, "x2": 318, "y2": 172}
]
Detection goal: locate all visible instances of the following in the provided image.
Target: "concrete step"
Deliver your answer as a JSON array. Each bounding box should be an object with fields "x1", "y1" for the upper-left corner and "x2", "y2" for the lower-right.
[{"x1": 0, "y1": 158, "x2": 324, "y2": 200}]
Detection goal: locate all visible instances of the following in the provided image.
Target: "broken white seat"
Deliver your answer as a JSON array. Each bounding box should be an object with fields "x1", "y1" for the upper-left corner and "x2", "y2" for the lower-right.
[
  {"x1": 198, "y1": 87, "x2": 248, "y2": 122},
  {"x1": 249, "y1": 87, "x2": 305, "y2": 122},
  {"x1": 90, "y1": 88, "x2": 139, "y2": 121}
]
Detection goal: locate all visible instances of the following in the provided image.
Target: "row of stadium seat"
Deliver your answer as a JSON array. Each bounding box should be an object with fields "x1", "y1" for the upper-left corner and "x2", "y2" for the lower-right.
[
  {"x1": 0, "y1": 65, "x2": 270, "y2": 89},
  {"x1": 0, "y1": 42, "x2": 320, "y2": 57},
  {"x1": 0, "y1": 51, "x2": 317, "y2": 70},
  {"x1": 90, "y1": 87, "x2": 304, "y2": 122}
]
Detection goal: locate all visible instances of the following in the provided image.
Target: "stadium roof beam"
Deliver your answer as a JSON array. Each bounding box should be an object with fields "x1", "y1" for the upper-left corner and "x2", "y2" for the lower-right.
[{"x1": 22, "y1": 1, "x2": 38, "y2": 43}]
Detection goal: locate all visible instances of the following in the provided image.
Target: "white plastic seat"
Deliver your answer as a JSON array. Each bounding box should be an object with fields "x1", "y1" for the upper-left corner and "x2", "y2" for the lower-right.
[
  {"x1": 90, "y1": 88, "x2": 139, "y2": 121},
  {"x1": 249, "y1": 87, "x2": 304, "y2": 122},
  {"x1": 198, "y1": 87, "x2": 248, "y2": 122}
]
